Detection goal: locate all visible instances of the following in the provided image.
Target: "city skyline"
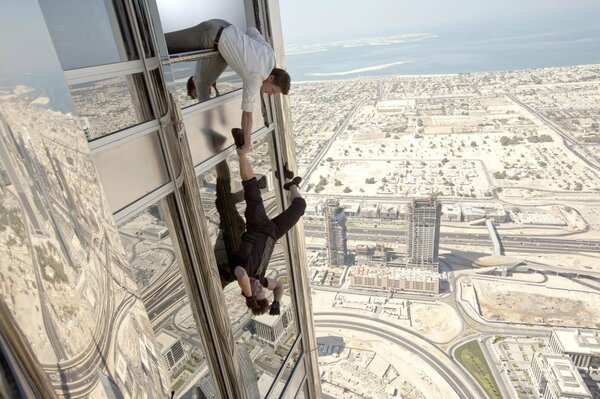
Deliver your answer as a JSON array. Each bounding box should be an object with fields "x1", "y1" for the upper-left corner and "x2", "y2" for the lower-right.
[{"x1": 292, "y1": 61, "x2": 600, "y2": 397}]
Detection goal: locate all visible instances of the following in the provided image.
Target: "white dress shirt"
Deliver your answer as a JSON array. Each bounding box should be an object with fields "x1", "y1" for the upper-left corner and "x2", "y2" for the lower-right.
[{"x1": 218, "y1": 25, "x2": 275, "y2": 112}]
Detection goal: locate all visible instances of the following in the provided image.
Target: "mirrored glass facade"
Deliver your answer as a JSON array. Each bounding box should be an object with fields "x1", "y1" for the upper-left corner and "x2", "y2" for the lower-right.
[
  {"x1": 39, "y1": 0, "x2": 139, "y2": 70},
  {"x1": 69, "y1": 74, "x2": 153, "y2": 140},
  {"x1": 118, "y1": 198, "x2": 215, "y2": 398},
  {"x1": 196, "y1": 133, "x2": 301, "y2": 391},
  {"x1": 0, "y1": 0, "x2": 320, "y2": 398}
]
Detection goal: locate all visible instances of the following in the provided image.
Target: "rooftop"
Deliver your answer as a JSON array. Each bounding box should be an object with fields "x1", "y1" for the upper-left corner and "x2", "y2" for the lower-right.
[
  {"x1": 545, "y1": 354, "x2": 592, "y2": 397},
  {"x1": 253, "y1": 296, "x2": 291, "y2": 327},
  {"x1": 554, "y1": 329, "x2": 600, "y2": 355},
  {"x1": 353, "y1": 266, "x2": 439, "y2": 281}
]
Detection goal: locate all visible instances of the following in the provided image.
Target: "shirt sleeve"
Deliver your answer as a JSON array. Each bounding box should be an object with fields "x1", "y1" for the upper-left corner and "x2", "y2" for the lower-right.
[
  {"x1": 241, "y1": 77, "x2": 261, "y2": 112},
  {"x1": 246, "y1": 27, "x2": 270, "y2": 47}
]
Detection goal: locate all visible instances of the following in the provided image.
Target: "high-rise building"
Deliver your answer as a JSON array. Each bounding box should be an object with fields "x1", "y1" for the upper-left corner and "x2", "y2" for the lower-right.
[
  {"x1": 252, "y1": 296, "x2": 294, "y2": 349},
  {"x1": 0, "y1": 1, "x2": 321, "y2": 398},
  {"x1": 406, "y1": 198, "x2": 442, "y2": 269},
  {"x1": 323, "y1": 199, "x2": 348, "y2": 266}
]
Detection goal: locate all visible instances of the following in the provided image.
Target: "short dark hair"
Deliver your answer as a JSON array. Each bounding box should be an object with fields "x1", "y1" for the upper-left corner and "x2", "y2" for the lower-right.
[
  {"x1": 270, "y1": 68, "x2": 290, "y2": 95},
  {"x1": 186, "y1": 76, "x2": 196, "y2": 98},
  {"x1": 252, "y1": 298, "x2": 270, "y2": 316}
]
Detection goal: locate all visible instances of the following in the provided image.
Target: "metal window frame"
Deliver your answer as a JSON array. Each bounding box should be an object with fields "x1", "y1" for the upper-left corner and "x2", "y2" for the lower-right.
[
  {"x1": 57, "y1": 0, "x2": 316, "y2": 396},
  {"x1": 264, "y1": 335, "x2": 305, "y2": 399},
  {"x1": 112, "y1": 182, "x2": 174, "y2": 224},
  {"x1": 182, "y1": 88, "x2": 243, "y2": 116},
  {"x1": 125, "y1": 1, "x2": 250, "y2": 397},
  {"x1": 192, "y1": 124, "x2": 272, "y2": 175},
  {"x1": 168, "y1": 49, "x2": 221, "y2": 64},
  {"x1": 88, "y1": 119, "x2": 160, "y2": 153},
  {"x1": 64, "y1": 60, "x2": 146, "y2": 85}
]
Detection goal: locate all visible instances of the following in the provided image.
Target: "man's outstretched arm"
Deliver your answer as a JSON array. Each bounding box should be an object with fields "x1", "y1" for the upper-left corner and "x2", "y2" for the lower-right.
[
  {"x1": 241, "y1": 111, "x2": 253, "y2": 151},
  {"x1": 234, "y1": 266, "x2": 252, "y2": 297}
]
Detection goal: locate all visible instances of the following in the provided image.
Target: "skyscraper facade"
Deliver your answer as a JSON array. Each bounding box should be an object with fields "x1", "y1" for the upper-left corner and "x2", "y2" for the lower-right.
[
  {"x1": 323, "y1": 199, "x2": 348, "y2": 266},
  {"x1": 406, "y1": 198, "x2": 442, "y2": 269},
  {"x1": 0, "y1": 0, "x2": 321, "y2": 398}
]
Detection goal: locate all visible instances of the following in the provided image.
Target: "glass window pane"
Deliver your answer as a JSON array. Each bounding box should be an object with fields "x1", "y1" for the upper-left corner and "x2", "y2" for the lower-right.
[
  {"x1": 69, "y1": 73, "x2": 154, "y2": 140},
  {"x1": 131, "y1": 0, "x2": 156, "y2": 58},
  {"x1": 39, "y1": 0, "x2": 139, "y2": 70},
  {"x1": 197, "y1": 133, "x2": 300, "y2": 396},
  {"x1": 118, "y1": 197, "x2": 217, "y2": 398},
  {"x1": 269, "y1": 340, "x2": 304, "y2": 398},
  {"x1": 155, "y1": 1, "x2": 246, "y2": 107},
  {"x1": 296, "y1": 380, "x2": 309, "y2": 399},
  {"x1": 170, "y1": 61, "x2": 243, "y2": 108},
  {"x1": 156, "y1": 0, "x2": 247, "y2": 35},
  {"x1": 0, "y1": 82, "x2": 169, "y2": 398}
]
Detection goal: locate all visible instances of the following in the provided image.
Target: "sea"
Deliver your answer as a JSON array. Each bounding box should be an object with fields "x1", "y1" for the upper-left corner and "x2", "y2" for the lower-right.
[{"x1": 284, "y1": 23, "x2": 600, "y2": 81}]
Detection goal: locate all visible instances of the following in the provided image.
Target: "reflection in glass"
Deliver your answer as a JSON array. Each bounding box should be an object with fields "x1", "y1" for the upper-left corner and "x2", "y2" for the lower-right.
[
  {"x1": 131, "y1": 0, "x2": 156, "y2": 58},
  {"x1": 0, "y1": 86, "x2": 169, "y2": 398},
  {"x1": 296, "y1": 381, "x2": 309, "y2": 399},
  {"x1": 197, "y1": 134, "x2": 302, "y2": 396},
  {"x1": 118, "y1": 198, "x2": 215, "y2": 398},
  {"x1": 169, "y1": 60, "x2": 243, "y2": 108},
  {"x1": 69, "y1": 74, "x2": 154, "y2": 140},
  {"x1": 39, "y1": 0, "x2": 139, "y2": 70},
  {"x1": 267, "y1": 340, "x2": 303, "y2": 398}
]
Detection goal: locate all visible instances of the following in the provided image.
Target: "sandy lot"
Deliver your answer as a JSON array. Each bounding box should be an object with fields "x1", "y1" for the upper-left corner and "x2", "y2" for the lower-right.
[
  {"x1": 472, "y1": 277, "x2": 600, "y2": 327},
  {"x1": 311, "y1": 291, "x2": 462, "y2": 343},
  {"x1": 411, "y1": 302, "x2": 463, "y2": 343},
  {"x1": 317, "y1": 326, "x2": 460, "y2": 399}
]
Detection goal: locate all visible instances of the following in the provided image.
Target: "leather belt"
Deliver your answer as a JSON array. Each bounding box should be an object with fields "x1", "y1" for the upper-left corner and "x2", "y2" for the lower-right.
[{"x1": 214, "y1": 26, "x2": 225, "y2": 50}]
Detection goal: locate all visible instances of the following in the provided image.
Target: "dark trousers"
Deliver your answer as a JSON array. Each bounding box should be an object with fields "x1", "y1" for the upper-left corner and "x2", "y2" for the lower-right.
[
  {"x1": 242, "y1": 177, "x2": 306, "y2": 239},
  {"x1": 215, "y1": 175, "x2": 306, "y2": 284}
]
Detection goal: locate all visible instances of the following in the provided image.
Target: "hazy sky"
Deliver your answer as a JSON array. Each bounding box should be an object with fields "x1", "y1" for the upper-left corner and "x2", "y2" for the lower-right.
[{"x1": 279, "y1": 0, "x2": 600, "y2": 44}]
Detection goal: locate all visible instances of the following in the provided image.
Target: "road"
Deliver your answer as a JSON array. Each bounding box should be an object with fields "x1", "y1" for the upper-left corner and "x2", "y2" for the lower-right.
[
  {"x1": 508, "y1": 94, "x2": 600, "y2": 171},
  {"x1": 314, "y1": 315, "x2": 484, "y2": 399},
  {"x1": 301, "y1": 101, "x2": 362, "y2": 186},
  {"x1": 303, "y1": 224, "x2": 600, "y2": 254}
]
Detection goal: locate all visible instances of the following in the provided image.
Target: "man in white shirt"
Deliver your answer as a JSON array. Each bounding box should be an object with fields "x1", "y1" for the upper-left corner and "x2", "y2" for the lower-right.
[{"x1": 166, "y1": 19, "x2": 291, "y2": 151}]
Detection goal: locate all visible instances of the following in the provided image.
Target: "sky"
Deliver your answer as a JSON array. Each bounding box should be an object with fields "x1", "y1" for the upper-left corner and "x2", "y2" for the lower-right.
[{"x1": 279, "y1": 0, "x2": 600, "y2": 44}]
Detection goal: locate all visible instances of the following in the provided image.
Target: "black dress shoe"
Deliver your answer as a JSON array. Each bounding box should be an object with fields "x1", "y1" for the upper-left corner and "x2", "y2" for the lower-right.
[
  {"x1": 275, "y1": 162, "x2": 294, "y2": 180},
  {"x1": 283, "y1": 176, "x2": 302, "y2": 190},
  {"x1": 231, "y1": 128, "x2": 245, "y2": 148}
]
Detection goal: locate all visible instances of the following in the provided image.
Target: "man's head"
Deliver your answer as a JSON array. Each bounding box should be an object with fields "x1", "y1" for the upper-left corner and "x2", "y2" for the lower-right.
[
  {"x1": 251, "y1": 298, "x2": 270, "y2": 316},
  {"x1": 249, "y1": 277, "x2": 271, "y2": 315},
  {"x1": 260, "y1": 68, "x2": 290, "y2": 95},
  {"x1": 187, "y1": 76, "x2": 197, "y2": 99}
]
